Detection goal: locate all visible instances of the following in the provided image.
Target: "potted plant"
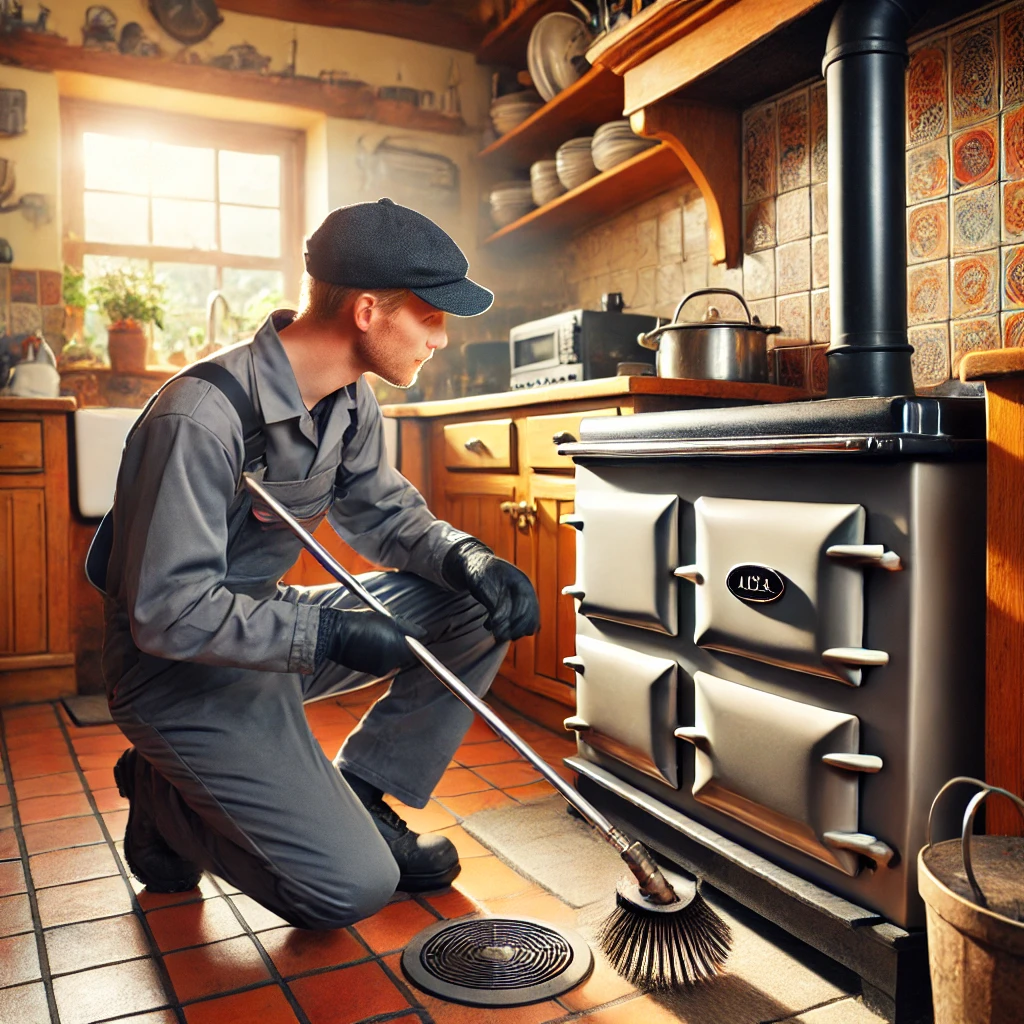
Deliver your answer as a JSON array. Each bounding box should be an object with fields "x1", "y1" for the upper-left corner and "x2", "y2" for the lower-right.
[
  {"x1": 89, "y1": 267, "x2": 165, "y2": 374},
  {"x1": 62, "y1": 263, "x2": 87, "y2": 356}
]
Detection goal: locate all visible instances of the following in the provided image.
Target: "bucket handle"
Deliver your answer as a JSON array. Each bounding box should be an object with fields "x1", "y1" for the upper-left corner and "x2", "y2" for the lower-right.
[{"x1": 926, "y1": 776, "x2": 1024, "y2": 908}]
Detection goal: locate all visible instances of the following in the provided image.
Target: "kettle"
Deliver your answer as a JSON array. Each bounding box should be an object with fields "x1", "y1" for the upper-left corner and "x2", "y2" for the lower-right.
[{"x1": 10, "y1": 336, "x2": 60, "y2": 399}]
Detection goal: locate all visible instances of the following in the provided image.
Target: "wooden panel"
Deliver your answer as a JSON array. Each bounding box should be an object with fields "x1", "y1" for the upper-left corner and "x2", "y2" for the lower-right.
[
  {"x1": 0, "y1": 665, "x2": 76, "y2": 704},
  {"x1": 280, "y1": 523, "x2": 379, "y2": 588},
  {"x1": 0, "y1": 421, "x2": 43, "y2": 470},
  {"x1": 476, "y1": 0, "x2": 577, "y2": 65},
  {"x1": 524, "y1": 407, "x2": 619, "y2": 470},
  {"x1": 0, "y1": 488, "x2": 47, "y2": 655},
  {"x1": 42, "y1": 412, "x2": 72, "y2": 656},
  {"x1": 398, "y1": 420, "x2": 431, "y2": 496},
  {"x1": 443, "y1": 419, "x2": 515, "y2": 471}
]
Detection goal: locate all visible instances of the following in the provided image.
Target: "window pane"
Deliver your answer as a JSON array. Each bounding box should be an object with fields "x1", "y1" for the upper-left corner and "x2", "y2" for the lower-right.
[
  {"x1": 220, "y1": 205, "x2": 280, "y2": 257},
  {"x1": 153, "y1": 262, "x2": 217, "y2": 360},
  {"x1": 84, "y1": 191, "x2": 149, "y2": 245},
  {"x1": 152, "y1": 143, "x2": 215, "y2": 200},
  {"x1": 222, "y1": 268, "x2": 286, "y2": 334},
  {"x1": 152, "y1": 198, "x2": 216, "y2": 250},
  {"x1": 219, "y1": 151, "x2": 279, "y2": 208},
  {"x1": 83, "y1": 132, "x2": 150, "y2": 195}
]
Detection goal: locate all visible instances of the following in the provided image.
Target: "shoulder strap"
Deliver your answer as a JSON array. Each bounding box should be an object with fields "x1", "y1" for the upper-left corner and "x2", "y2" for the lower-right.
[{"x1": 180, "y1": 361, "x2": 267, "y2": 464}]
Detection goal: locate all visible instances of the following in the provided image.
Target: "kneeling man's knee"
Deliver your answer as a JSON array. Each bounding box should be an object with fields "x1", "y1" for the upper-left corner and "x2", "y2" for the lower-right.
[{"x1": 280, "y1": 857, "x2": 400, "y2": 930}]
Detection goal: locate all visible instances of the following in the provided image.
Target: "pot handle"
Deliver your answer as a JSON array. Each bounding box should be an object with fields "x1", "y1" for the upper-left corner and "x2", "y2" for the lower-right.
[
  {"x1": 673, "y1": 287, "x2": 753, "y2": 325},
  {"x1": 637, "y1": 317, "x2": 665, "y2": 351}
]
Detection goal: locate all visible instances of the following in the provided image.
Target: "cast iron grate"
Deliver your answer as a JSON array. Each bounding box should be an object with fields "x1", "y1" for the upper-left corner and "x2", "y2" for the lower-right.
[{"x1": 401, "y1": 917, "x2": 594, "y2": 1007}]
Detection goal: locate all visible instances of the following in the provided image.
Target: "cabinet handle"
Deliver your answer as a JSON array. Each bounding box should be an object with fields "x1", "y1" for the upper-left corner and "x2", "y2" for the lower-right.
[
  {"x1": 499, "y1": 500, "x2": 537, "y2": 531},
  {"x1": 463, "y1": 437, "x2": 490, "y2": 455},
  {"x1": 822, "y1": 831, "x2": 897, "y2": 868},
  {"x1": 552, "y1": 431, "x2": 577, "y2": 445},
  {"x1": 821, "y1": 647, "x2": 889, "y2": 668},
  {"x1": 822, "y1": 752, "x2": 884, "y2": 773},
  {"x1": 826, "y1": 544, "x2": 902, "y2": 571}
]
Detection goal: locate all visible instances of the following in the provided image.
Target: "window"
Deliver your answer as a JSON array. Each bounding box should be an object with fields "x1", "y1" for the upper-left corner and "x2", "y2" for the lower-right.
[{"x1": 62, "y1": 100, "x2": 303, "y2": 363}]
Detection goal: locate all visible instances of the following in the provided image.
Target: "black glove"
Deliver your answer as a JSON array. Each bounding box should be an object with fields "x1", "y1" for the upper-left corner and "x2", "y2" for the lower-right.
[
  {"x1": 442, "y1": 538, "x2": 540, "y2": 642},
  {"x1": 315, "y1": 607, "x2": 426, "y2": 676}
]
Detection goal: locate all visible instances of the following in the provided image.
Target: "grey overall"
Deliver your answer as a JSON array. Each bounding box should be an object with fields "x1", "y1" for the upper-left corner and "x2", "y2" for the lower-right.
[{"x1": 102, "y1": 313, "x2": 507, "y2": 929}]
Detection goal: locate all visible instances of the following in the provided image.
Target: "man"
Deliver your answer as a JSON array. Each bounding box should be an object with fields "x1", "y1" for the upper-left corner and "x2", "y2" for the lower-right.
[{"x1": 102, "y1": 199, "x2": 540, "y2": 929}]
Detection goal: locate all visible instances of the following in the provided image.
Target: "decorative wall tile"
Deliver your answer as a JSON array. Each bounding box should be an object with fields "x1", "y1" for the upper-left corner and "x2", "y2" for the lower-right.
[
  {"x1": 682, "y1": 191, "x2": 708, "y2": 256},
  {"x1": 776, "y1": 344, "x2": 808, "y2": 387},
  {"x1": 1004, "y1": 103, "x2": 1024, "y2": 179},
  {"x1": 776, "y1": 187, "x2": 810, "y2": 243},
  {"x1": 637, "y1": 217, "x2": 658, "y2": 267},
  {"x1": 743, "y1": 249, "x2": 775, "y2": 299},
  {"x1": 1003, "y1": 308, "x2": 1024, "y2": 346},
  {"x1": 1002, "y1": 4, "x2": 1024, "y2": 107},
  {"x1": 10, "y1": 302, "x2": 42, "y2": 334},
  {"x1": 744, "y1": 200, "x2": 776, "y2": 252},
  {"x1": 0, "y1": 266, "x2": 9, "y2": 312},
  {"x1": 907, "y1": 41, "x2": 948, "y2": 143},
  {"x1": 743, "y1": 104, "x2": 777, "y2": 203},
  {"x1": 1005, "y1": 243, "x2": 1024, "y2": 306},
  {"x1": 811, "y1": 288, "x2": 830, "y2": 343},
  {"x1": 748, "y1": 297, "x2": 775, "y2": 328},
  {"x1": 10, "y1": 269, "x2": 38, "y2": 304},
  {"x1": 656, "y1": 262, "x2": 684, "y2": 314},
  {"x1": 812, "y1": 235, "x2": 829, "y2": 288},
  {"x1": 682, "y1": 256, "x2": 707, "y2": 295},
  {"x1": 658, "y1": 205, "x2": 682, "y2": 262},
  {"x1": 809, "y1": 343, "x2": 829, "y2": 395},
  {"x1": 776, "y1": 239, "x2": 811, "y2": 295},
  {"x1": 908, "y1": 260, "x2": 950, "y2": 324},
  {"x1": 1004, "y1": 180, "x2": 1024, "y2": 242},
  {"x1": 777, "y1": 292, "x2": 810, "y2": 341},
  {"x1": 907, "y1": 139, "x2": 950, "y2": 203},
  {"x1": 38, "y1": 270, "x2": 61, "y2": 307},
  {"x1": 810, "y1": 82, "x2": 828, "y2": 184},
  {"x1": 40, "y1": 305, "x2": 65, "y2": 347},
  {"x1": 634, "y1": 266, "x2": 656, "y2": 309},
  {"x1": 951, "y1": 20, "x2": 999, "y2": 129},
  {"x1": 951, "y1": 250, "x2": 999, "y2": 317},
  {"x1": 909, "y1": 323, "x2": 951, "y2": 387},
  {"x1": 952, "y1": 315, "x2": 1000, "y2": 374},
  {"x1": 811, "y1": 183, "x2": 828, "y2": 234},
  {"x1": 952, "y1": 183, "x2": 1000, "y2": 253},
  {"x1": 778, "y1": 91, "x2": 810, "y2": 192},
  {"x1": 952, "y1": 120, "x2": 998, "y2": 189},
  {"x1": 908, "y1": 199, "x2": 949, "y2": 263}
]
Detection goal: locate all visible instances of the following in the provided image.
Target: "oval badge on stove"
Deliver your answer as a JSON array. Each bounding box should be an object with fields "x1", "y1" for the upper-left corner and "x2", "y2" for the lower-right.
[{"x1": 726, "y1": 564, "x2": 785, "y2": 603}]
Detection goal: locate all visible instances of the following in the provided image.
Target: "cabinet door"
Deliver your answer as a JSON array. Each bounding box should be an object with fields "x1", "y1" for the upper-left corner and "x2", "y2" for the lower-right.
[{"x1": 0, "y1": 487, "x2": 47, "y2": 654}]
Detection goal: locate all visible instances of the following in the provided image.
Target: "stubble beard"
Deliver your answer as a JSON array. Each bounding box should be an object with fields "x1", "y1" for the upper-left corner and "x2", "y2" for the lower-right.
[{"x1": 356, "y1": 319, "x2": 426, "y2": 389}]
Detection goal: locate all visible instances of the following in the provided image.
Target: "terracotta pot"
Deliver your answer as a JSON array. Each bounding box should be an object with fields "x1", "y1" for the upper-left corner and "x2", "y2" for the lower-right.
[{"x1": 107, "y1": 320, "x2": 148, "y2": 375}]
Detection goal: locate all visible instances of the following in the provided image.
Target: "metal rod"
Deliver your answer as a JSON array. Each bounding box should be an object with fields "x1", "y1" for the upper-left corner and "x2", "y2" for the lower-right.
[{"x1": 243, "y1": 473, "x2": 623, "y2": 843}]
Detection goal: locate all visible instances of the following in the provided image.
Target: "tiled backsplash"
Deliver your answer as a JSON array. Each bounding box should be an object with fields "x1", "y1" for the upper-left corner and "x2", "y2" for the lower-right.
[{"x1": 1, "y1": 266, "x2": 65, "y2": 350}]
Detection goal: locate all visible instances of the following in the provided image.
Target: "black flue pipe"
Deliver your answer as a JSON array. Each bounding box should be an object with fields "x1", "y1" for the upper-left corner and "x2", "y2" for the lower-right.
[{"x1": 824, "y1": 0, "x2": 929, "y2": 398}]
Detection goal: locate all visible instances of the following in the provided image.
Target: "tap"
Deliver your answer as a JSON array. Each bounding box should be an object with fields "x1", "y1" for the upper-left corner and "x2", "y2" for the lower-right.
[{"x1": 205, "y1": 290, "x2": 231, "y2": 350}]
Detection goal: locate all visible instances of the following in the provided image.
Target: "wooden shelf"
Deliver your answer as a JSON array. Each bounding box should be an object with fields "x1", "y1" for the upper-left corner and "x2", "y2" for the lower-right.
[
  {"x1": 0, "y1": 32, "x2": 472, "y2": 136},
  {"x1": 476, "y1": 0, "x2": 578, "y2": 66},
  {"x1": 482, "y1": 142, "x2": 688, "y2": 246},
  {"x1": 479, "y1": 65, "x2": 625, "y2": 168}
]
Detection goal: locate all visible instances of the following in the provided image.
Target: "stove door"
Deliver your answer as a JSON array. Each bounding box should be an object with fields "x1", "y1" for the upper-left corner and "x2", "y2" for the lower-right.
[
  {"x1": 566, "y1": 634, "x2": 679, "y2": 787},
  {"x1": 683, "y1": 671, "x2": 863, "y2": 875},
  {"x1": 688, "y1": 497, "x2": 882, "y2": 685},
  {"x1": 568, "y1": 490, "x2": 678, "y2": 635}
]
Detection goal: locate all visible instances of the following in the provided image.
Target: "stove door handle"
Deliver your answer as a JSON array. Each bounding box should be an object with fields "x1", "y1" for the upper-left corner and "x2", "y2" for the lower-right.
[
  {"x1": 561, "y1": 584, "x2": 586, "y2": 600},
  {"x1": 822, "y1": 831, "x2": 897, "y2": 868},
  {"x1": 673, "y1": 726, "x2": 711, "y2": 753},
  {"x1": 821, "y1": 752, "x2": 884, "y2": 773},
  {"x1": 562, "y1": 656, "x2": 585, "y2": 673},
  {"x1": 826, "y1": 544, "x2": 902, "y2": 571},
  {"x1": 559, "y1": 514, "x2": 584, "y2": 530},
  {"x1": 673, "y1": 564, "x2": 703, "y2": 584},
  {"x1": 821, "y1": 647, "x2": 889, "y2": 667},
  {"x1": 563, "y1": 715, "x2": 590, "y2": 733}
]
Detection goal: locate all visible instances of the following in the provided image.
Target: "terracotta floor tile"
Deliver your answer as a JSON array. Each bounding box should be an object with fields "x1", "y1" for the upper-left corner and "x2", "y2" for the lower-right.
[
  {"x1": 98, "y1": 1013, "x2": 178, "y2": 1024},
  {"x1": 440, "y1": 790, "x2": 517, "y2": 818},
  {"x1": 52, "y1": 957, "x2": 170, "y2": 1024},
  {"x1": 9, "y1": 754, "x2": 75, "y2": 780},
  {"x1": 36, "y1": 874, "x2": 133, "y2": 928},
  {"x1": 555, "y1": 949, "x2": 638, "y2": 1012},
  {"x1": 72, "y1": 734, "x2": 130, "y2": 756},
  {"x1": 230, "y1": 893, "x2": 289, "y2": 932},
  {"x1": 481, "y1": 887, "x2": 579, "y2": 928},
  {"x1": 5, "y1": 728, "x2": 64, "y2": 752},
  {"x1": 573, "y1": 994, "x2": 683, "y2": 1023},
  {"x1": 352, "y1": 897, "x2": 437, "y2": 954},
  {"x1": 452, "y1": 855, "x2": 535, "y2": 902},
  {"x1": 0, "y1": 787, "x2": 8, "y2": 808},
  {"x1": 506, "y1": 780, "x2": 559, "y2": 803},
  {"x1": 462, "y1": 716, "x2": 498, "y2": 744},
  {"x1": 0, "y1": 827, "x2": 19, "y2": 859},
  {"x1": 45, "y1": 912, "x2": 151, "y2": 975},
  {"x1": 211, "y1": 874, "x2": 241, "y2": 895},
  {"x1": 455, "y1": 740, "x2": 522, "y2": 767},
  {"x1": 0, "y1": 806, "x2": 11, "y2": 829},
  {"x1": 425, "y1": 889, "x2": 480, "y2": 919},
  {"x1": 0, "y1": 931, "x2": 41, "y2": 986},
  {"x1": 102, "y1": 807, "x2": 129, "y2": 835},
  {"x1": 0, "y1": 858, "x2": 26, "y2": 896},
  {"x1": 433, "y1": 824, "x2": 491, "y2": 859},
  {"x1": 3, "y1": 705, "x2": 58, "y2": 727},
  {"x1": 473, "y1": 760, "x2": 544, "y2": 790},
  {"x1": 0, "y1": 980, "x2": 50, "y2": 1024},
  {"x1": 22, "y1": 814, "x2": 103, "y2": 854},
  {"x1": 83, "y1": 767, "x2": 116, "y2": 791},
  {"x1": 0, "y1": 892, "x2": 32, "y2": 936},
  {"x1": 184, "y1": 984, "x2": 300, "y2": 1024},
  {"x1": 78, "y1": 751, "x2": 121, "y2": 772},
  {"x1": 132, "y1": 872, "x2": 216, "y2": 909},
  {"x1": 433, "y1": 768, "x2": 493, "y2": 797},
  {"x1": 92, "y1": 787, "x2": 130, "y2": 813},
  {"x1": 147, "y1": 895, "x2": 245, "y2": 952},
  {"x1": 17, "y1": 791, "x2": 93, "y2": 826},
  {"x1": 258, "y1": 925, "x2": 366, "y2": 977},
  {"x1": 383, "y1": 797, "x2": 457, "y2": 833},
  {"x1": 29, "y1": 842, "x2": 119, "y2": 888},
  {"x1": 14, "y1": 772, "x2": 83, "y2": 800},
  {"x1": 164, "y1": 935, "x2": 271, "y2": 1003},
  {"x1": 290, "y1": 959, "x2": 409, "y2": 1024}
]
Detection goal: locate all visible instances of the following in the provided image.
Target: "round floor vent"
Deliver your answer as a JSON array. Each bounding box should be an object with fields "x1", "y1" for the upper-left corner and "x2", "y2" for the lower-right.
[{"x1": 401, "y1": 916, "x2": 593, "y2": 1007}]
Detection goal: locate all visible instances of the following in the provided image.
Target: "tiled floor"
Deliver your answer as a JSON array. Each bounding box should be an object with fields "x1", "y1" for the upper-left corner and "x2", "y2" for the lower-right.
[{"x1": 0, "y1": 685, "x2": 885, "y2": 1024}]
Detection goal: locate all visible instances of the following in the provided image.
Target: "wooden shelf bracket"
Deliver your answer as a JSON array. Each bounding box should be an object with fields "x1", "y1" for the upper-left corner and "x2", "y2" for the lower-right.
[{"x1": 630, "y1": 98, "x2": 740, "y2": 268}]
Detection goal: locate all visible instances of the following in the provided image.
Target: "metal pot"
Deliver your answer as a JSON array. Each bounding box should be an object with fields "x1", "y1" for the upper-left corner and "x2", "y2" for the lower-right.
[{"x1": 637, "y1": 288, "x2": 781, "y2": 382}]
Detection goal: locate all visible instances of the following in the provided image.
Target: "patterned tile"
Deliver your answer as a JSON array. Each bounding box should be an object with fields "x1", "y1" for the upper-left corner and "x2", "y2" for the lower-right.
[
  {"x1": 811, "y1": 182, "x2": 828, "y2": 235},
  {"x1": 748, "y1": 297, "x2": 775, "y2": 329},
  {"x1": 907, "y1": 40, "x2": 948, "y2": 144},
  {"x1": 1003, "y1": 308, "x2": 1024, "y2": 346},
  {"x1": 951, "y1": 19, "x2": 999, "y2": 129},
  {"x1": 907, "y1": 138, "x2": 949, "y2": 203},
  {"x1": 952, "y1": 183, "x2": 999, "y2": 253},
  {"x1": 776, "y1": 239, "x2": 811, "y2": 295},
  {"x1": 777, "y1": 292, "x2": 810, "y2": 341},
  {"x1": 38, "y1": 270, "x2": 61, "y2": 306},
  {"x1": 1004, "y1": 179, "x2": 1024, "y2": 242},
  {"x1": 1004, "y1": 103, "x2": 1024, "y2": 179},
  {"x1": 809, "y1": 343, "x2": 829, "y2": 395},
  {"x1": 0, "y1": 265, "x2": 9, "y2": 312},
  {"x1": 743, "y1": 249, "x2": 775, "y2": 300},
  {"x1": 811, "y1": 288, "x2": 830, "y2": 344},
  {"x1": 41, "y1": 305, "x2": 65, "y2": 347},
  {"x1": 10, "y1": 302, "x2": 42, "y2": 334},
  {"x1": 952, "y1": 315, "x2": 1000, "y2": 374},
  {"x1": 743, "y1": 200, "x2": 776, "y2": 252},
  {"x1": 812, "y1": 235, "x2": 829, "y2": 288},
  {"x1": 778, "y1": 90, "x2": 810, "y2": 192},
  {"x1": 908, "y1": 199, "x2": 949, "y2": 263},
  {"x1": 908, "y1": 259, "x2": 950, "y2": 324},
  {"x1": 952, "y1": 119, "x2": 998, "y2": 189},
  {"x1": 775, "y1": 344, "x2": 808, "y2": 386},
  {"x1": 810, "y1": 82, "x2": 828, "y2": 184},
  {"x1": 1004, "y1": 3, "x2": 1024, "y2": 107},
  {"x1": 10, "y1": 268, "x2": 37, "y2": 304},
  {"x1": 776, "y1": 187, "x2": 810, "y2": 243},
  {"x1": 1005, "y1": 243, "x2": 1024, "y2": 307},
  {"x1": 743, "y1": 103, "x2": 777, "y2": 203},
  {"x1": 951, "y1": 250, "x2": 999, "y2": 317},
  {"x1": 909, "y1": 323, "x2": 951, "y2": 387}
]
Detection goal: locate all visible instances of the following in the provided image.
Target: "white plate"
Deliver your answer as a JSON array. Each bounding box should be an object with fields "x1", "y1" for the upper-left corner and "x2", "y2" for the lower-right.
[{"x1": 529, "y1": 12, "x2": 591, "y2": 102}]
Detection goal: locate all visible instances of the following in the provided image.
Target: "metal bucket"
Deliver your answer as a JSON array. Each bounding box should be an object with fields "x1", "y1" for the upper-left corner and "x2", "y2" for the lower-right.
[{"x1": 918, "y1": 777, "x2": 1024, "y2": 1024}]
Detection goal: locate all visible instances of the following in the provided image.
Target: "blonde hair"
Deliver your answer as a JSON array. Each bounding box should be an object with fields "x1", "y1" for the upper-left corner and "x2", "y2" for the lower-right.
[{"x1": 297, "y1": 274, "x2": 409, "y2": 324}]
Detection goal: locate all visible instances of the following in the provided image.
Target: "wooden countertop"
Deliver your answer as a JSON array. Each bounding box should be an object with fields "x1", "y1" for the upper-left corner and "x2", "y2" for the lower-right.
[
  {"x1": 0, "y1": 396, "x2": 77, "y2": 412},
  {"x1": 960, "y1": 348, "x2": 1024, "y2": 382},
  {"x1": 382, "y1": 375, "x2": 808, "y2": 419}
]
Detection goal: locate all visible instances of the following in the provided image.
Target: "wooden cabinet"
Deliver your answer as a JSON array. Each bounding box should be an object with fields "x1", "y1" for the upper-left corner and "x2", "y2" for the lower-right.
[{"x1": 0, "y1": 399, "x2": 76, "y2": 703}]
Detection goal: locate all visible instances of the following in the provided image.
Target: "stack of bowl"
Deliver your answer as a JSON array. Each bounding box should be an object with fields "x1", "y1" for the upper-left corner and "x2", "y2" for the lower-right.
[
  {"x1": 489, "y1": 181, "x2": 534, "y2": 228},
  {"x1": 530, "y1": 160, "x2": 566, "y2": 207},
  {"x1": 490, "y1": 90, "x2": 543, "y2": 136},
  {"x1": 555, "y1": 137, "x2": 597, "y2": 191},
  {"x1": 591, "y1": 120, "x2": 659, "y2": 172}
]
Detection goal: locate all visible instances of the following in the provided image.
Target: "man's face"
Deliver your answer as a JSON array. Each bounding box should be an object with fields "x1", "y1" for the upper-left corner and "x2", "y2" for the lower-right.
[{"x1": 356, "y1": 293, "x2": 448, "y2": 389}]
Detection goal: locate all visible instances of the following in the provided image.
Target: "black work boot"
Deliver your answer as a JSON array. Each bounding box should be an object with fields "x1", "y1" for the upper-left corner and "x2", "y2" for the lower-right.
[{"x1": 113, "y1": 749, "x2": 202, "y2": 894}]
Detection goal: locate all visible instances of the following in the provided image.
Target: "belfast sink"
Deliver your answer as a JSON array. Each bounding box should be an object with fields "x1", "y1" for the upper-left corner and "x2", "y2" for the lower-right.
[{"x1": 74, "y1": 407, "x2": 140, "y2": 518}]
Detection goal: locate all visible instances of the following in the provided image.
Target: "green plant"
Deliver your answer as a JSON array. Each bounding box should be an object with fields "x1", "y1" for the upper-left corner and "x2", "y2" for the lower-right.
[
  {"x1": 89, "y1": 267, "x2": 166, "y2": 330},
  {"x1": 62, "y1": 263, "x2": 87, "y2": 308}
]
